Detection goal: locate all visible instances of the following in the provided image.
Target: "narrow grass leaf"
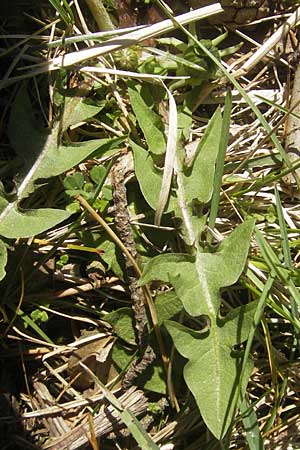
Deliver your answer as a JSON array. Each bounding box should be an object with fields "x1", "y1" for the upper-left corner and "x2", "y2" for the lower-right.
[
  {"x1": 155, "y1": 1, "x2": 296, "y2": 179},
  {"x1": 48, "y1": 0, "x2": 73, "y2": 24},
  {"x1": 240, "y1": 396, "x2": 265, "y2": 450},
  {"x1": 14, "y1": 307, "x2": 54, "y2": 344},
  {"x1": 255, "y1": 228, "x2": 300, "y2": 314},
  {"x1": 274, "y1": 186, "x2": 292, "y2": 268},
  {"x1": 39, "y1": 5, "x2": 224, "y2": 71}
]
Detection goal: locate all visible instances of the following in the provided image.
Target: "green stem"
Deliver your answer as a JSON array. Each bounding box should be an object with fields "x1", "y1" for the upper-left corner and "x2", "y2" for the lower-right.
[{"x1": 85, "y1": 0, "x2": 115, "y2": 31}]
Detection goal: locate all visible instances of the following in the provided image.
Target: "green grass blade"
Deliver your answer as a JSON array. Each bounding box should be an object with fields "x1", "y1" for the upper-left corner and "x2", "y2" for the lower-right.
[
  {"x1": 48, "y1": 0, "x2": 74, "y2": 25},
  {"x1": 14, "y1": 308, "x2": 54, "y2": 344},
  {"x1": 240, "y1": 396, "x2": 265, "y2": 450},
  {"x1": 255, "y1": 228, "x2": 300, "y2": 310},
  {"x1": 274, "y1": 186, "x2": 292, "y2": 268},
  {"x1": 240, "y1": 274, "x2": 274, "y2": 379}
]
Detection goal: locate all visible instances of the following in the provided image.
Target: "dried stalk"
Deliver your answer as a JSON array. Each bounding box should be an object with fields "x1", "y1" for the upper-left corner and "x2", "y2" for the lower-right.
[
  {"x1": 42, "y1": 387, "x2": 147, "y2": 450},
  {"x1": 283, "y1": 60, "x2": 300, "y2": 185}
]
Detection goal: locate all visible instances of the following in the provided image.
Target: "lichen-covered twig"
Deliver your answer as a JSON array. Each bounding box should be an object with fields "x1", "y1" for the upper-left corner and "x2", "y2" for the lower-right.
[
  {"x1": 110, "y1": 160, "x2": 148, "y2": 348},
  {"x1": 76, "y1": 193, "x2": 178, "y2": 408}
]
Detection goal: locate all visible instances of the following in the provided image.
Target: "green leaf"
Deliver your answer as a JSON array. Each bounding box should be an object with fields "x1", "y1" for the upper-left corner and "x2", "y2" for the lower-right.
[
  {"x1": 155, "y1": 290, "x2": 183, "y2": 326},
  {"x1": 140, "y1": 220, "x2": 254, "y2": 317},
  {"x1": 0, "y1": 207, "x2": 71, "y2": 239},
  {"x1": 132, "y1": 141, "x2": 176, "y2": 212},
  {"x1": 112, "y1": 339, "x2": 167, "y2": 394},
  {"x1": 48, "y1": 0, "x2": 74, "y2": 24},
  {"x1": 177, "y1": 106, "x2": 192, "y2": 140},
  {"x1": 82, "y1": 368, "x2": 160, "y2": 450},
  {"x1": 15, "y1": 135, "x2": 114, "y2": 200},
  {"x1": 63, "y1": 172, "x2": 85, "y2": 191},
  {"x1": 90, "y1": 165, "x2": 106, "y2": 184},
  {"x1": 208, "y1": 93, "x2": 231, "y2": 232},
  {"x1": 77, "y1": 232, "x2": 124, "y2": 279},
  {"x1": 105, "y1": 308, "x2": 135, "y2": 345},
  {"x1": 8, "y1": 87, "x2": 118, "y2": 200},
  {"x1": 182, "y1": 107, "x2": 222, "y2": 205},
  {"x1": 137, "y1": 361, "x2": 166, "y2": 394},
  {"x1": 108, "y1": 291, "x2": 182, "y2": 394},
  {"x1": 139, "y1": 220, "x2": 255, "y2": 438},
  {"x1": 61, "y1": 97, "x2": 103, "y2": 132},
  {"x1": 98, "y1": 239, "x2": 124, "y2": 279},
  {"x1": 112, "y1": 341, "x2": 135, "y2": 371},
  {"x1": 173, "y1": 109, "x2": 222, "y2": 246},
  {"x1": 0, "y1": 87, "x2": 119, "y2": 240},
  {"x1": 128, "y1": 83, "x2": 166, "y2": 155},
  {"x1": 165, "y1": 309, "x2": 254, "y2": 439},
  {"x1": 240, "y1": 396, "x2": 265, "y2": 450},
  {"x1": 31, "y1": 309, "x2": 49, "y2": 324}
]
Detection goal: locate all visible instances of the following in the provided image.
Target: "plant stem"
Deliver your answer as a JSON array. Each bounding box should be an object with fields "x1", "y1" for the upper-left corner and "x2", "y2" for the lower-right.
[{"x1": 85, "y1": 0, "x2": 115, "y2": 31}]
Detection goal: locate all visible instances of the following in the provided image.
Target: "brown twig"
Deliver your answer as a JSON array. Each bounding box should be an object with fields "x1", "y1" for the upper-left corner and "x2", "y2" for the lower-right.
[
  {"x1": 110, "y1": 162, "x2": 148, "y2": 349},
  {"x1": 76, "y1": 194, "x2": 178, "y2": 409}
]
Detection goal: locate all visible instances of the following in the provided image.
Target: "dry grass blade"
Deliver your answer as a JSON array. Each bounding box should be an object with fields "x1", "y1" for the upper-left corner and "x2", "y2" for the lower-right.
[
  {"x1": 40, "y1": 387, "x2": 148, "y2": 450},
  {"x1": 0, "y1": 4, "x2": 223, "y2": 88},
  {"x1": 234, "y1": 6, "x2": 300, "y2": 77},
  {"x1": 155, "y1": 85, "x2": 178, "y2": 226}
]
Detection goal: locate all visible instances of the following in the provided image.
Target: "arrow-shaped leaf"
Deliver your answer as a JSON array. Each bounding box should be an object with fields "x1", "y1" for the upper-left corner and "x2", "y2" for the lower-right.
[
  {"x1": 139, "y1": 220, "x2": 255, "y2": 438},
  {"x1": 165, "y1": 301, "x2": 256, "y2": 439},
  {"x1": 173, "y1": 107, "x2": 222, "y2": 245},
  {"x1": 8, "y1": 87, "x2": 113, "y2": 201},
  {"x1": 0, "y1": 87, "x2": 120, "y2": 239},
  {"x1": 139, "y1": 219, "x2": 254, "y2": 316},
  {"x1": 0, "y1": 87, "x2": 122, "y2": 280}
]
